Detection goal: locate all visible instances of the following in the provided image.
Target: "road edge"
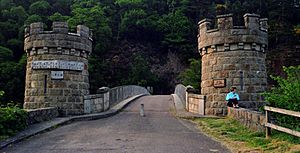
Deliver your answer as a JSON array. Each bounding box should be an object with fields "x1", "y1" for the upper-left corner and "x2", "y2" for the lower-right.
[{"x1": 0, "y1": 94, "x2": 146, "y2": 149}]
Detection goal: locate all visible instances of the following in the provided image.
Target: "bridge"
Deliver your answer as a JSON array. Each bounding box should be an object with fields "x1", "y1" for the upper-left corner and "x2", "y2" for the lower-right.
[
  {"x1": 1, "y1": 94, "x2": 229, "y2": 153},
  {"x1": 0, "y1": 13, "x2": 271, "y2": 152}
]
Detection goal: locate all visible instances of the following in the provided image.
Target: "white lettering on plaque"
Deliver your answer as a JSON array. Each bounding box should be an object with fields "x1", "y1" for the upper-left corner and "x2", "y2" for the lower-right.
[
  {"x1": 51, "y1": 71, "x2": 64, "y2": 79},
  {"x1": 32, "y1": 60, "x2": 84, "y2": 71}
]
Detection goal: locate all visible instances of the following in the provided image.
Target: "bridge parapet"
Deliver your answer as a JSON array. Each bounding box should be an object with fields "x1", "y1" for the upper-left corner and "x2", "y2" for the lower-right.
[
  {"x1": 84, "y1": 85, "x2": 150, "y2": 114},
  {"x1": 174, "y1": 84, "x2": 187, "y2": 108},
  {"x1": 174, "y1": 84, "x2": 205, "y2": 115}
]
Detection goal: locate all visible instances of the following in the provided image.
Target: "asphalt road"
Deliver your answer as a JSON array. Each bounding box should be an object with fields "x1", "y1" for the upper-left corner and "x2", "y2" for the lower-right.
[{"x1": 1, "y1": 95, "x2": 229, "y2": 153}]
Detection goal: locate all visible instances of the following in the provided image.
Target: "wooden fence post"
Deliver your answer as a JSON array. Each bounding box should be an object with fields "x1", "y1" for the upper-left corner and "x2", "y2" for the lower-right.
[{"x1": 266, "y1": 110, "x2": 271, "y2": 138}]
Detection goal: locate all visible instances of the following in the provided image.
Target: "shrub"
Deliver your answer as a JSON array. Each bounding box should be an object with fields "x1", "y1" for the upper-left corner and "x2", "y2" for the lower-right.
[
  {"x1": 179, "y1": 58, "x2": 201, "y2": 91},
  {"x1": 0, "y1": 90, "x2": 28, "y2": 137},
  {"x1": 263, "y1": 65, "x2": 300, "y2": 130},
  {"x1": 0, "y1": 105, "x2": 28, "y2": 136}
]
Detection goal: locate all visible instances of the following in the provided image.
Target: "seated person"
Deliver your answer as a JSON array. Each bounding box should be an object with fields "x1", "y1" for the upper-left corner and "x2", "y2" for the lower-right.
[{"x1": 226, "y1": 87, "x2": 240, "y2": 108}]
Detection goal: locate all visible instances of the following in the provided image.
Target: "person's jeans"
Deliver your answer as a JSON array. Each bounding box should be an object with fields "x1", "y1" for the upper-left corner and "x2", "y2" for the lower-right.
[{"x1": 227, "y1": 99, "x2": 238, "y2": 107}]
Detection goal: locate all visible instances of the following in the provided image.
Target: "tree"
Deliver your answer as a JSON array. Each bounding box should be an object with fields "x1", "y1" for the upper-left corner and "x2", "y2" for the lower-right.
[
  {"x1": 49, "y1": 12, "x2": 70, "y2": 22},
  {"x1": 263, "y1": 66, "x2": 300, "y2": 111},
  {"x1": 179, "y1": 58, "x2": 201, "y2": 90},
  {"x1": 25, "y1": 14, "x2": 43, "y2": 25},
  {"x1": 9, "y1": 6, "x2": 28, "y2": 23},
  {"x1": 7, "y1": 39, "x2": 23, "y2": 59},
  {"x1": 114, "y1": 0, "x2": 145, "y2": 40},
  {"x1": 0, "y1": 47, "x2": 26, "y2": 105},
  {"x1": 126, "y1": 53, "x2": 157, "y2": 87},
  {"x1": 52, "y1": 0, "x2": 73, "y2": 15},
  {"x1": 29, "y1": 0, "x2": 51, "y2": 16},
  {"x1": 268, "y1": 0, "x2": 298, "y2": 46},
  {"x1": 0, "y1": 46, "x2": 13, "y2": 61},
  {"x1": 263, "y1": 65, "x2": 300, "y2": 130},
  {"x1": 120, "y1": 9, "x2": 146, "y2": 32},
  {"x1": 157, "y1": 10, "x2": 193, "y2": 54},
  {"x1": 68, "y1": 0, "x2": 112, "y2": 54},
  {"x1": 0, "y1": 0, "x2": 15, "y2": 10}
]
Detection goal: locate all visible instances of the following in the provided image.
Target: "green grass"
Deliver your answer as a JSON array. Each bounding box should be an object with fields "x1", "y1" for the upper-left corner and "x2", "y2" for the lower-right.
[{"x1": 192, "y1": 117, "x2": 300, "y2": 153}]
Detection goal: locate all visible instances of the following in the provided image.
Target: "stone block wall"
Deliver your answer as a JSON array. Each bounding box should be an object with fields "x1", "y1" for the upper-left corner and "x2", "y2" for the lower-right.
[
  {"x1": 23, "y1": 22, "x2": 92, "y2": 116},
  {"x1": 188, "y1": 94, "x2": 205, "y2": 115},
  {"x1": 198, "y1": 13, "x2": 268, "y2": 116},
  {"x1": 84, "y1": 92, "x2": 109, "y2": 114},
  {"x1": 227, "y1": 107, "x2": 266, "y2": 132},
  {"x1": 174, "y1": 84, "x2": 206, "y2": 115},
  {"x1": 26, "y1": 107, "x2": 58, "y2": 125}
]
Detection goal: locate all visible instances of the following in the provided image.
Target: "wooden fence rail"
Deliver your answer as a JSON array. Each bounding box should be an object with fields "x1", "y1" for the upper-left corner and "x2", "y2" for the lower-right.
[{"x1": 264, "y1": 106, "x2": 300, "y2": 138}]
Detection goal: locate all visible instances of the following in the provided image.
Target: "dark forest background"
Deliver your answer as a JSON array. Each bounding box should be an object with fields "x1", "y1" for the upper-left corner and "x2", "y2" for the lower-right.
[{"x1": 0, "y1": 0, "x2": 299, "y2": 106}]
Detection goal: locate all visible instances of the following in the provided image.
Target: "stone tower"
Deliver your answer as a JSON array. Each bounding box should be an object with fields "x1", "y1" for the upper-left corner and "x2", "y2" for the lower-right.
[
  {"x1": 24, "y1": 22, "x2": 92, "y2": 116},
  {"x1": 198, "y1": 14, "x2": 268, "y2": 115}
]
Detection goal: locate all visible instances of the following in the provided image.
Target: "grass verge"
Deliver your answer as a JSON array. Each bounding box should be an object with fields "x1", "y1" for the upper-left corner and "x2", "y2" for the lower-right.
[{"x1": 191, "y1": 117, "x2": 300, "y2": 153}]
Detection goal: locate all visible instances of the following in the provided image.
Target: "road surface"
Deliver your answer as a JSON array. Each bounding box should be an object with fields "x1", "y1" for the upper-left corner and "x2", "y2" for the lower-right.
[{"x1": 1, "y1": 95, "x2": 229, "y2": 153}]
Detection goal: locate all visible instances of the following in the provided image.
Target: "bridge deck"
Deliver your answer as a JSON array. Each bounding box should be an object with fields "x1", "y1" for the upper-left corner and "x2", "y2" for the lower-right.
[{"x1": 1, "y1": 95, "x2": 229, "y2": 153}]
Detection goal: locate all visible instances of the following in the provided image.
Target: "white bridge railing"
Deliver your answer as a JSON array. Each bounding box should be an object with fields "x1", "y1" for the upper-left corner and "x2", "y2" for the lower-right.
[{"x1": 84, "y1": 85, "x2": 150, "y2": 114}]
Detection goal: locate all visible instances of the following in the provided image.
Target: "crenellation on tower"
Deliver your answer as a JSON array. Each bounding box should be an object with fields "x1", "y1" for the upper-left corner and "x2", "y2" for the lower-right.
[
  {"x1": 76, "y1": 25, "x2": 90, "y2": 38},
  {"x1": 243, "y1": 13, "x2": 260, "y2": 29},
  {"x1": 217, "y1": 14, "x2": 233, "y2": 30},
  {"x1": 198, "y1": 13, "x2": 268, "y2": 116},
  {"x1": 198, "y1": 18, "x2": 212, "y2": 31},
  {"x1": 29, "y1": 22, "x2": 44, "y2": 34},
  {"x1": 24, "y1": 22, "x2": 93, "y2": 59},
  {"x1": 24, "y1": 22, "x2": 93, "y2": 116},
  {"x1": 259, "y1": 18, "x2": 268, "y2": 32},
  {"x1": 198, "y1": 13, "x2": 268, "y2": 54},
  {"x1": 52, "y1": 22, "x2": 68, "y2": 33}
]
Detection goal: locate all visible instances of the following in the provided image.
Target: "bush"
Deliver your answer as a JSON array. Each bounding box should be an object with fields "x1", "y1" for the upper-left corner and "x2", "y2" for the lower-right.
[
  {"x1": 263, "y1": 65, "x2": 300, "y2": 130},
  {"x1": 179, "y1": 58, "x2": 201, "y2": 91},
  {"x1": 0, "y1": 105, "x2": 28, "y2": 136}
]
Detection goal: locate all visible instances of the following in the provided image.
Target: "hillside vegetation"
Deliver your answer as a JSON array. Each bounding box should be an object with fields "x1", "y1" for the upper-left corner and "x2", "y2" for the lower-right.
[{"x1": 0, "y1": 0, "x2": 299, "y2": 106}]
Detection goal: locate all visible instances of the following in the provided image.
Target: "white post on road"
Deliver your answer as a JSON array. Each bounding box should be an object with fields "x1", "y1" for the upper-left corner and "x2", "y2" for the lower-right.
[{"x1": 140, "y1": 103, "x2": 145, "y2": 117}]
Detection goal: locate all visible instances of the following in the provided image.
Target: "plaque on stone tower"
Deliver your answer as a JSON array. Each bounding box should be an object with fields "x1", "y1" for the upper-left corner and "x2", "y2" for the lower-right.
[
  {"x1": 32, "y1": 60, "x2": 84, "y2": 71},
  {"x1": 213, "y1": 79, "x2": 226, "y2": 88},
  {"x1": 51, "y1": 71, "x2": 64, "y2": 79}
]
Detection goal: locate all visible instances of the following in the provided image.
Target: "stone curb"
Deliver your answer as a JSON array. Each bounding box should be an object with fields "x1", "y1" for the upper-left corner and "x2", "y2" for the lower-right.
[{"x1": 0, "y1": 94, "x2": 146, "y2": 149}]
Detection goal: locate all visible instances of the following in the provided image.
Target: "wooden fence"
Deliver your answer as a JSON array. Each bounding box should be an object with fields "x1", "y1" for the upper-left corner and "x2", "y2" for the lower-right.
[{"x1": 265, "y1": 106, "x2": 300, "y2": 138}]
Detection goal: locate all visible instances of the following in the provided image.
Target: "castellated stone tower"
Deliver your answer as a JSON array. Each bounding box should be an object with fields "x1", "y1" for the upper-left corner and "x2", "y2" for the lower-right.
[
  {"x1": 198, "y1": 14, "x2": 268, "y2": 116},
  {"x1": 23, "y1": 22, "x2": 92, "y2": 116}
]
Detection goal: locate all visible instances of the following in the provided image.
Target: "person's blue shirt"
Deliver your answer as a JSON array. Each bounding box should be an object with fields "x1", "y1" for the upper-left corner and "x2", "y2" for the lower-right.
[{"x1": 226, "y1": 92, "x2": 240, "y2": 101}]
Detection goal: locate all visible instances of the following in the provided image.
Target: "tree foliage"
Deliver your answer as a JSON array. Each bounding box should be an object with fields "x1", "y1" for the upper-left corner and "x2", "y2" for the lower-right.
[
  {"x1": 126, "y1": 53, "x2": 158, "y2": 87},
  {"x1": 263, "y1": 66, "x2": 300, "y2": 111},
  {"x1": 29, "y1": 0, "x2": 51, "y2": 16},
  {"x1": 179, "y1": 58, "x2": 201, "y2": 90},
  {"x1": 263, "y1": 65, "x2": 300, "y2": 130},
  {"x1": 0, "y1": 0, "x2": 299, "y2": 103},
  {"x1": 49, "y1": 12, "x2": 70, "y2": 22},
  {"x1": 0, "y1": 100, "x2": 27, "y2": 137}
]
